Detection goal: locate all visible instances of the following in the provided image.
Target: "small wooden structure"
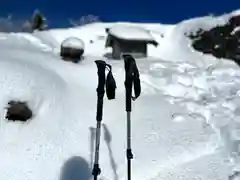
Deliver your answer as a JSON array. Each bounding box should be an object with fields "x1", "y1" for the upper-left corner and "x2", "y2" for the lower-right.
[{"x1": 105, "y1": 26, "x2": 158, "y2": 59}]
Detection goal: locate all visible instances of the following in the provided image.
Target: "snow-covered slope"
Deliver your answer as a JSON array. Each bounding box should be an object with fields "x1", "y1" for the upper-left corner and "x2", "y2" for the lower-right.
[{"x1": 0, "y1": 9, "x2": 240, "y2": 180}]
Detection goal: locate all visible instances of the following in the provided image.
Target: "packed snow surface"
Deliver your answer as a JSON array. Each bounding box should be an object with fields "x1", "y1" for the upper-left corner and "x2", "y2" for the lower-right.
[{"x1": 0, "y1": 9, "x2": 240, "y2": 180}]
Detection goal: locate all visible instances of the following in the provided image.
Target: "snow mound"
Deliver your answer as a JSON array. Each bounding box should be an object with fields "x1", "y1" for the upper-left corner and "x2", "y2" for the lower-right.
[
  {"x1": 108, "y1": 24, "x2": 155, "y2": 41},
  {"x1": 0, "y1": 58, "x2": 67, "y2": 120},
  {"x1": 61, "y1": 37, "x2": 85, "y2": 49}
]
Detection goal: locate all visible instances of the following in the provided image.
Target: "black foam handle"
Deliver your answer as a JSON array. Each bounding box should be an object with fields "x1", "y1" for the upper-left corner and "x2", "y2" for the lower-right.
[
  {"x1": 123, "y1": 55, "x2": 134, "y2": 112},
  {"x1": 95, "y1": 60, "x2": 106, "y2": 121}
]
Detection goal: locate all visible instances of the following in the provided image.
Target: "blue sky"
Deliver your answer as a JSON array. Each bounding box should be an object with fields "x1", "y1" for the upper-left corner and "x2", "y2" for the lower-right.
[{"x1": 0, "y1": 0, "x2": 239, "y2": 28}]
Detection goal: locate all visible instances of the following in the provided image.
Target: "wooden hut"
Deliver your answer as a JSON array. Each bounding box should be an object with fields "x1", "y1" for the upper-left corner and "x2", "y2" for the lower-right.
[{"x1": 105, "y1": 25, "x2": 158, "y2": 59}]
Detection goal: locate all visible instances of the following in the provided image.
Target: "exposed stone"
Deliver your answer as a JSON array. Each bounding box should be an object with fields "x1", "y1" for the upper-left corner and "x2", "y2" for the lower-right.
[
  {"x1": 6, "y1": 101, "x2": 33, "y2": 122},
  {"x1": 60, "y1": 37, "x2": 85, "y2": 63},
  {"x1": 187, "y1": 15, "x2": 240, "y2": 66}
]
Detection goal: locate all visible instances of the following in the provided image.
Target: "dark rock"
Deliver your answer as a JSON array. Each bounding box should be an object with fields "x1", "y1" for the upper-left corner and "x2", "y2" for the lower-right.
[
  {"x1": 229, "y1": 15, "x2": 240, "y2": 27},
  {"x1": 60, "y1": 37, "x2": 84, "y2": 63},
  {"x1": 6, "y1": 101, "x2": 33, "y2": 122},
  {"x1": 60, "y1": 47, "x2": 84, "y2": 63},
  {"x1": 187, "y1": 15, "x2": 240, "y2": 66},
  {"x1": 31, "y1": 10, "x2": 46, "y2": 31}
]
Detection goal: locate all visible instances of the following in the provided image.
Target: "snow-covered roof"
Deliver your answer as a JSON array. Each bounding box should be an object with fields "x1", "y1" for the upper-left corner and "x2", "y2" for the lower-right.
[
  {"x1": 107, "y1": 25, "x2": 157, "y2": 42},
  {"x1": 61, "y1": 37, "x2": 85, "y2": 49}
]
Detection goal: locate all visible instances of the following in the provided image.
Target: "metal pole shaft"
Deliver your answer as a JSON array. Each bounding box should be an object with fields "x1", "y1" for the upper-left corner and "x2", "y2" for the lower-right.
[
  {"x1": 127, "y1": 112, "x2": 131, "y2": 150},
  {"x1": 94, "y1": 121, "x2": 102, "y2": 164},
  {"x1": 127, "y1": 111, "x2": 132, "y2": 180},
  {"x1": 92, "y1": 60, "x2": 106, "y2": 180},
  {"x1": 123, "y1": 54, "x2": 141, "y2": 180},
  {"x1": 123, "y1": 55, "x2": 134, "y2": 180},
  {"x1": 128, "y1": 159, "x2": 131, "y2": 180},
  {"x1": 126, "y1": 79, "x2": 133, "y2": 180}
]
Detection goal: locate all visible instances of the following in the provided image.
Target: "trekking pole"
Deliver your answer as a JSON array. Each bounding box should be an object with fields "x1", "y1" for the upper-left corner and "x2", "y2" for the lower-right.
[
  {"x1": 122, "y1": 54, "x2": 141, "y2": 180},
  {"x1": 92, "y1": 60, "x2": 116, "y2": 180}
]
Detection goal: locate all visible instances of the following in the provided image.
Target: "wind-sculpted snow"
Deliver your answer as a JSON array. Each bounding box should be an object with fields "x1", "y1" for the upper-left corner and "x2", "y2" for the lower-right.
[
  {"x1": 137, "y1": 57, "x2": 240, "y2": 175},
  {"x1": 0, "y1": 57, "x2": 68, "y2": 120}
]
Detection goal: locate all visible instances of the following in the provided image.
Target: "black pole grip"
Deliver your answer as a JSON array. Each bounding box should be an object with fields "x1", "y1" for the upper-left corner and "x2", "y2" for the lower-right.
[
  {"x1": 123, "y1": 55, "x2": 134, "y2": 112},
  {"x1": 95, "y1": 60, "x2": 106, "y2": 122}
]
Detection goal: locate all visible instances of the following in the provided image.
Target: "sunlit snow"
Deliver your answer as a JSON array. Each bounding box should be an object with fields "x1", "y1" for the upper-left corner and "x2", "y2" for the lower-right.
[{"x1": 0, "y1": 9, "x2": 240, "y2": 180}]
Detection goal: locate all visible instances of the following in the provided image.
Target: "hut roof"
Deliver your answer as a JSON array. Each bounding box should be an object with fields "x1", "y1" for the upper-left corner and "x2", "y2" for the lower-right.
[{"x1": 105, "y1": 25, "x2": 158, "y2": 47}]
